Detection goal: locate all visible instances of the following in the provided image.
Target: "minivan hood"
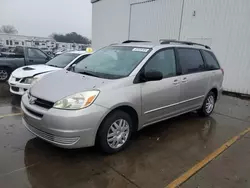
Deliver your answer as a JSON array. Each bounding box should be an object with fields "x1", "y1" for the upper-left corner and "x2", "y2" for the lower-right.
[
  {"x1": 30, "y1": 70, "x2": 112, "y2": 102},
  {"x1": 12, "y1": 64, "x2": 60, "y2": 78}
]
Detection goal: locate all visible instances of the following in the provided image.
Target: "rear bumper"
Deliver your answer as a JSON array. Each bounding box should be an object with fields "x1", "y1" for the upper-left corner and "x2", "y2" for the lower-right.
[{"x1": 217, "y1": 87, "x2": 223, "y2": 100}]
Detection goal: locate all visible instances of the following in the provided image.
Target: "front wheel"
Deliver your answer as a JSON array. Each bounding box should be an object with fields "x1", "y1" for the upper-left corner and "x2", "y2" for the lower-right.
[
  {"x1": 198, "y1": 91, "x2": 216, "y2": 117},
  {"x1": 0, "y1": 67, "x2": 10, "y2": 82},
  {"x1": 97, "y1": 110, "x2": 133, "y2": 154}
]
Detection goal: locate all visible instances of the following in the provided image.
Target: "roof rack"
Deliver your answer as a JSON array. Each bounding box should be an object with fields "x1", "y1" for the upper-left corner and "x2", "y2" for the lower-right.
[
  {"x1": 159, "y1": 39, "x2": 211, "y2": 49},
  {"x1": 122, "y1": 40, "x2": 150, "y2": 43}
]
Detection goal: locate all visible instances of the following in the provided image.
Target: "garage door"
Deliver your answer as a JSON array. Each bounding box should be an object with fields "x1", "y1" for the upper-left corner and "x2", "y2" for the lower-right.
[{"x1": 129, "y1": 0, "x2": 183, "y2": 42}]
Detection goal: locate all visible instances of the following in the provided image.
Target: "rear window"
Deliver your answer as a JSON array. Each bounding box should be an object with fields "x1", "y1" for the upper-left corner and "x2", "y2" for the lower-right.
[
  {"x1": 46, "y1": 53, "x2": 80, "y2": 68},
  {"x1": 202, "y1": 50, "x2": 220, "y2": 70},
  {"x1": 177, "y1": 48, "x2": 205, "y2": 74}
]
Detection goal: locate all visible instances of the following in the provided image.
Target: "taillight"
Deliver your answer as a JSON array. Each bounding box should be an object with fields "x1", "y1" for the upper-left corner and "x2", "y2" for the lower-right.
[{"x1": 221, "y1": 68, "x2": 224, "y2": 75}]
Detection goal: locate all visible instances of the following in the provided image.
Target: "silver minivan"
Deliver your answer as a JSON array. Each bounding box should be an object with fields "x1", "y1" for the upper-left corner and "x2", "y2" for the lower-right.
[{"x1": 21, "y1": 40, "x2": 224, "y2": 153}]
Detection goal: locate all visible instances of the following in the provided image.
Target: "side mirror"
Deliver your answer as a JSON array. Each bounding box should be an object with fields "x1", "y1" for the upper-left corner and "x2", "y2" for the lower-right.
[
  {"x1": 143, "y1": 70, "x2": 163, "y2": 82},
  {"x1": 68, "y1": 64, "x2": 76, "y2": 71}
]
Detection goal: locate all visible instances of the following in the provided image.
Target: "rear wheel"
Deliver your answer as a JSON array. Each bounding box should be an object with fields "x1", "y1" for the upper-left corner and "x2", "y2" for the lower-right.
[
  {"x1": 0, "y1": 67, "x2": 10, "y2": 82},
  {"x1": 97, "y1": 110, "x2": 133, "y2": 154},
  {"x1": 198, "y1": 91, "x2": 216, "y2": 117}
]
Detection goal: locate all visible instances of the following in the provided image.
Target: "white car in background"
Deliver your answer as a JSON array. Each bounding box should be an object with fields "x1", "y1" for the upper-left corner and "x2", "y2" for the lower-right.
[{"x1": 8, "y1": 51, "x2": 92, "y2": 95}]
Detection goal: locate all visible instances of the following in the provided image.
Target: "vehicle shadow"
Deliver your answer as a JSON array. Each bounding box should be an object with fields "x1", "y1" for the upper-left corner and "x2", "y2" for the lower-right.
[
  {"x1": 0, "y1": 82, "x2": 10, "y2": 97},
  {"x1": 23, "y1": 114, "x2": 217, "y2": 188}
]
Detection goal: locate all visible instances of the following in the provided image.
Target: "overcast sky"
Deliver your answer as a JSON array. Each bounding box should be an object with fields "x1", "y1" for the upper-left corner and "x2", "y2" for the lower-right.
[{"x1": 0, "y1": 0, "x2": 92, "y2": 38}]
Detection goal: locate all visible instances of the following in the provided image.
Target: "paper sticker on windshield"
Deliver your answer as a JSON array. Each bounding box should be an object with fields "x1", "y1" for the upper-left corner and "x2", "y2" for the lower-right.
[{"x1": 132, "y1": 48, "x2": 149, "y2": 53}]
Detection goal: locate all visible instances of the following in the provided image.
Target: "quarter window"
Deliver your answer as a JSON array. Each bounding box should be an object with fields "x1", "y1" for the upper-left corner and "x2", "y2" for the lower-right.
[
  {"x1": 202, "y1": 50, "x2": 220, "y2": 70},
  {"x1": 144, "y1": 49, "x2": 176, "y2": 78},
  {"x1": 177, "y1": 48, "x2": 205, "y2": 74}
]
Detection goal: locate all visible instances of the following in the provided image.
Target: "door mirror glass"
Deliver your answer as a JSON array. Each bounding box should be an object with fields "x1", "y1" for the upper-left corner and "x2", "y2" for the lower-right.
[
  {"x1": 68, "y1": 64, "x2": 76, "y2": 71},
  {"x1": 143, "y1": 70, "x2": 163, "y2": 81}
]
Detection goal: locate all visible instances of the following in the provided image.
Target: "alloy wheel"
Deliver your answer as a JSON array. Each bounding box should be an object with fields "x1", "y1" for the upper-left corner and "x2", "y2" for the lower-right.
[
  {"x1": 107, "y1": 119, "x2": 130, "y2": 149},
  {"x1": 205, "y1": 95, "x2": 214, "y2": 114}
]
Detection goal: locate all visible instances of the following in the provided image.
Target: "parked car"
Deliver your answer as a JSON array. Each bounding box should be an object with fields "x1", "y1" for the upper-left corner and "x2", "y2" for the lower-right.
[
  {"x1": 0, "y1": 46, "x2": 51, "y2": 81},
  {"x1": 21, "y1": 40, "x2": 224, "y2": 154},
  {"x1": 8, "y1": 51, "x2": 91, "y2": 95}
]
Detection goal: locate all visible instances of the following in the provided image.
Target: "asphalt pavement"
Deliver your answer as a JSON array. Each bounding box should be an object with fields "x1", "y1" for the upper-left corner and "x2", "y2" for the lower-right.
[{"x1": 1, "y1": 82, "x2": 250, "y2": 188}]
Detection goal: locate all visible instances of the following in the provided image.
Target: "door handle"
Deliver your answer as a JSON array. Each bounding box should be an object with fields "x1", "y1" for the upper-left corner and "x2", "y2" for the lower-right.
[
  {"x1": 173, "y1": 79, "x2": 180, "y2": 85},
  {"x1": 182, "y1": 77, "x2": 188, "y2": 83}
]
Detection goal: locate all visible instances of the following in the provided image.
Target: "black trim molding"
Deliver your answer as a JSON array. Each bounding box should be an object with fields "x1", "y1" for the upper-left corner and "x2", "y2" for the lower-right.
[{"x1": 91, "y1": 0, "x2": 100, "y2": 3}]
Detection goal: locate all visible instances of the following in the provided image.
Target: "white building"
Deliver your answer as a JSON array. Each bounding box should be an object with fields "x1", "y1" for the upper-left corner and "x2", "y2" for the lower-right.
[
  {"x1": 0, "y1": 34, "x2": 89, "y2": 51},
  {"x1": 92, "y1": 0, "x2": 250, "y2": 95},
  {"x1": 56, "y1": 42, "x2": 88, "y2": 51},
  {"x1": 0, "y1": 33, "x2": 56, "y2": 50}
]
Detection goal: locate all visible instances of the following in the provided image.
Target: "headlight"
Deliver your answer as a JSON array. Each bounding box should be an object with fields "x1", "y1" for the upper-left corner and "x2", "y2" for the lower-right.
[
  {"x1": 31, "y1": 76, "x2": 40, "y2": 85},
  {"x1": 53, "y1": 90, "x2": 100, "y2": 110},
  {"x1": 24, "y1": 76, "x2": 40, "y2": 85},
  {"x1": 23, "y1": 77, "x2": 35, "y2": 84}
]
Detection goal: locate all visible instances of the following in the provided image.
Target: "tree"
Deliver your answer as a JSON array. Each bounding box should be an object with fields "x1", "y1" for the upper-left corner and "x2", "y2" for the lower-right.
[
  {"x1": 50, "y1": 32, "x2": 91, "y2": 44},
  {"x1": 0, "y1": 25, "x2": 18, "y2": 34}
]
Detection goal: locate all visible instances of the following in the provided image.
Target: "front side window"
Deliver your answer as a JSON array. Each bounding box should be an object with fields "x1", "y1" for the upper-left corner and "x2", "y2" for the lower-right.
[
  {"x1": 202, "y1": 50, "x2": 220, "y2": 70},
  {"x1": 74, "y1": 46, "x2": 151, "y2": 79},
  {"x1": 46, "y1": 53, "x2": 81, "y2": 68},
  {"x1": 28, "y1": 48, "x2": 47, "y2": 58},
  {"x1": 178, "y1": 48, "x2": 205, "y2": 74},
  {"x1": 144, "y1": 49, "x2": 176, "y2": 78}
]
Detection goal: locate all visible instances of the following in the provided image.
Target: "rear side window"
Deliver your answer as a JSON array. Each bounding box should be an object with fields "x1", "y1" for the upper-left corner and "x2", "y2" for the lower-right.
[
  {"x1": 202, "y1": 50, "x2": 220, "y2": 70},
  {"x1": 177, "y1": 48, "x2": 205, "y2": 74}
]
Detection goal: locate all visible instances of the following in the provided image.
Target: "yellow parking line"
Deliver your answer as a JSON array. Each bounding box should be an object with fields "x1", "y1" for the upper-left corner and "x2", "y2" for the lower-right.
[
  {"x1": 0, "y1": 113, "x2": 22, "y2": 119},
  {"x1": 166, "y1": 127, "x2": 250, "y2": 188}
]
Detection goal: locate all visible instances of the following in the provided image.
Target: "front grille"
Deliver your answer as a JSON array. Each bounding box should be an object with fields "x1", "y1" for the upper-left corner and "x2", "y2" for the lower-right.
[
  {"x1": 29, "y1": 125, "x2": 79, "y2": 145},
  {"x1": 34, "y1": 98, "x2": 54, "y2": 109},
  {"x1": 25, "y1": 107, "x2": 43, "y2": 118}
]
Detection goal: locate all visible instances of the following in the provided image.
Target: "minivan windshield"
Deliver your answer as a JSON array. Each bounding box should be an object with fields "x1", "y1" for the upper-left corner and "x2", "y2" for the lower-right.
[
  {"x1": 46, "y1": 53, "x2": 80, "y2": 68},
  {"x1": 74, "y1": 46, "x2": 151, "y2": 79}
]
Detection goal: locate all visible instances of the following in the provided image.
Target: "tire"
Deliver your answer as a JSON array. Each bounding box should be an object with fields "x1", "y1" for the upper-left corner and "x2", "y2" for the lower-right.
[
  {"x1": 198, "y1": 91, "x2": 216, "y2": 117},
  {"x1": 97, "y1": 110, "x2": 133, "y2": 154},
  {"x1": 0, "y1": 67, "x2": 10, "y2": 82}
]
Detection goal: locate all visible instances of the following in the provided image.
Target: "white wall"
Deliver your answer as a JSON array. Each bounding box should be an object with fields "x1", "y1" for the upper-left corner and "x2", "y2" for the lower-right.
[
  {"x1": 180, "y1": 0, "x2": 250, "y2": 94},
  {"x1": 92, "y1": 0, "x2": 130, "y2": 49},
  {"x1": 129, "y1": 0, "x2": 183, "y2": 41}
]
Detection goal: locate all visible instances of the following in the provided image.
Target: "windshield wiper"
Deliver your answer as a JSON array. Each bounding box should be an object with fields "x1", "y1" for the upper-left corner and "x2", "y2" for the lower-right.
[{"x1": 79, "y1": 71, "x2": 100, "y2": 78}]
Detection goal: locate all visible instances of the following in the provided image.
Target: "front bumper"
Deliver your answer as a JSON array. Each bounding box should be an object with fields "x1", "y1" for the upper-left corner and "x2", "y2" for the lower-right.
[
  {"x1": 21, "y1": 93, "x2": 108, "y2": 148},
  {"x1": 8, "y1": 80, "x2": 30, "y2": 95}
]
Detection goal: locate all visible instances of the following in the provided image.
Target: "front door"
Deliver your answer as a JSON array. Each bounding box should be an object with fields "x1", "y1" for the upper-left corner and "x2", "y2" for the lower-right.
[
  {"x1": 26, "y1": 48, "x2": 49, "y2": 65},
  {"x1": 176, "y1": 48, "x2": 209, "y2": 112},
  {"x1": 141, "y1": 48, "x2": 181, "y2": 126}
]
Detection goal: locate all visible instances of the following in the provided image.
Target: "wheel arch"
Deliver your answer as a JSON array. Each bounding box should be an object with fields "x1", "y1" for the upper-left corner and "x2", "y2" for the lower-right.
[
  {"x1": 210, "y1": 87, "x2": 218, "y2": 101},
  {"x1": 94, "y1": 104, "x2": 139, "y2": 144}
]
